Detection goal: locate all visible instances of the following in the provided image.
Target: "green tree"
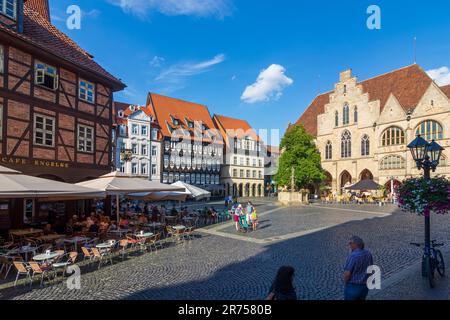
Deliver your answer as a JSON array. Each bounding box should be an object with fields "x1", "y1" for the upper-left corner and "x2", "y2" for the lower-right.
[{"x1": 274, "y1": 125, "x2": 325, "y2": 190}]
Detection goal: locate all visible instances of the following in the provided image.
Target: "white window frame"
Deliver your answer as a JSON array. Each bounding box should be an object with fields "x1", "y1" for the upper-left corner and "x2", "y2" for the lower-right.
[
  {"x1": 141, "y1": 125, "x2": 148, "y2": 136},
  {"x1": 151, "y1": 145, "x2": 157, "y2": 156},
  {"x1": 79, "y1": 79, "x2": 95, "y2": 103},
  {"x1": 77, "y1": 124, "x2": 94, "y2": 153},
  {"x1": 132, "y1": 143, "x2": 138, "y2": 155},
  {"x1": 131, "y1": 124, "x2": 138, "y2": 135},
  {"x1": 1, "y1": 0, "x2": 17, "y2": 20},
  {"x1": 131, "y1": 163, "x2": 138, "y2": 175},
  {"x1": 141, "y1": 144, "x2": 148, "y2": 156},
  {"x1": 141, "y1": 163, "x2": 148, "y2": 175},
  {"x1": 35, "y1": 61, "x2": 58, "y2": 90},
  {"x1": 34, "y1": 114, "x2": 55, "y2": 147}
]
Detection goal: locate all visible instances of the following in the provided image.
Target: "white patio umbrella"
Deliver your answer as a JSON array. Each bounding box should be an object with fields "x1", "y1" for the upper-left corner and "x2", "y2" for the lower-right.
[
  {"x1": 0, "y1": 165, "x2": 105, "y2": 199},
  {"x1": 76, "y1": 171, "x2": 185, "y2": 222},
  {"x1": 128, "y1": 191, "x2": 189, "y2": 202},
  {"x1": 171, "y1": 181, "x2": 211, "y2": 201}
]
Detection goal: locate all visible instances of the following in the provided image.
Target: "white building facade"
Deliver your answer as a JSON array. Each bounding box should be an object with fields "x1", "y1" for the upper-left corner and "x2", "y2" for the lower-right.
[{"x1": 114, "y1": 104, "x2": 162, "y2": 181}]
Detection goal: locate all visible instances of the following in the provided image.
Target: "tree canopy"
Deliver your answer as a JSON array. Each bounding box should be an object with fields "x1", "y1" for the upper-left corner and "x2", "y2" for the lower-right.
[{"x1": 274, "y1": 125, "x2": 325, "y2": 190}]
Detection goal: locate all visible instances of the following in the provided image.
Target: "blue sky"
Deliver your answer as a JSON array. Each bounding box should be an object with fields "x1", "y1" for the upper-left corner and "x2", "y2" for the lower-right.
[{"x1": 50, "y1": 0, "x2": 450, "y2": 145}]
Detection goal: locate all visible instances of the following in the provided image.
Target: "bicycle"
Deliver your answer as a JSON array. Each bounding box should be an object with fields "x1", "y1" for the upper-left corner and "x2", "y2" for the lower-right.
[{"x1": 410, "y1": 240, "x2": 445, "y2": 288}]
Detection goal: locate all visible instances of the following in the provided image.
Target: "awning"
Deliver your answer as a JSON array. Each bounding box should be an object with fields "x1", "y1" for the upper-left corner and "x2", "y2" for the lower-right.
[
  {"x1": 0, "y1": 165, "x2": 105, "y2": 199},
  {"x1": 171, "y1": 181, "x2": 211, "y2": 200},
  {"x1": 345, "y1": 179, "x2": 382, "y2": 191}
]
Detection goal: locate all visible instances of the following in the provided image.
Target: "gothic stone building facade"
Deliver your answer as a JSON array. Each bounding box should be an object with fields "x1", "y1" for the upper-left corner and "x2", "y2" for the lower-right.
[{"x1": 293, "y1": 64, "x2": 450, "y2": 195}]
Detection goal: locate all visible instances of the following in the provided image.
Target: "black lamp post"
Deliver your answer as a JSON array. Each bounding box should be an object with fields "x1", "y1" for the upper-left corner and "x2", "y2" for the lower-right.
[{"x1": 407, "y1": 135, "x2": 444, "y2": 269}]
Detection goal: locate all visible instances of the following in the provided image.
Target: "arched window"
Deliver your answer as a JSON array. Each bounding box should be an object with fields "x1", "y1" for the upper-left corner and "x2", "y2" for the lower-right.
[
  {"x1": 380, "y1": 155, "x2": 406, "y2": 170},
  {"x1": 343, "y1": 104, "x2": 350, "y2": 125},
  {"x1": 325, "y1": 141, "x2": 332, "y2": 160},
  {"x1": 381, "y1": 127, "x2": 405, "y2": 146},
  {"x1": 335, "y1": 111, "x2": 339, "y2": 127},
  {"x1": 354, "y1": 106, "x2": 358, "y2": 123},
  {"x1": 361, "y1": 135, "x2": 370, "y2": 156},
  {"x1": 416, "y1": 120, "x2": 443, "y2": 141},
  {"x1": 341, "y1": 130, "x2": 352, "y2": 158}
]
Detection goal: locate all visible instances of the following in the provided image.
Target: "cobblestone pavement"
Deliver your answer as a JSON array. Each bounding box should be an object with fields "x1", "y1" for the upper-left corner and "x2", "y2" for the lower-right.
[{"x1": 1, "y1": 201, "x2": 449, "y2": 300}]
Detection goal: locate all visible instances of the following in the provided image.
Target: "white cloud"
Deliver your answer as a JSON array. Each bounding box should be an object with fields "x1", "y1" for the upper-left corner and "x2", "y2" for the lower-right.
[
  {"x1": 108, "y1": 0, "x2": 232, "y2": 19},
  {"x1": 150, "y1": 56, "x2": 165, "y2": 68},
  {"x1": 153, "y1": 54, "x2": 225, "y2": 93},
  {"x1": 427, "y1": 66, "x2": 450, "y2": 86},
  {"x1": 241, "y1": 64, "x2": 294, "y2": 104},
  {"x1": 82, "y1": 9, "x2": 101, "y2": 19}
]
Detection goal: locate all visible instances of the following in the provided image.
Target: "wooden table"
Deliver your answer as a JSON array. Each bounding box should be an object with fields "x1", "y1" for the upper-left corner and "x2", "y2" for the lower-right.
[
  {"x1": 35, "y1": 234, "x2": 64, "y2": 243},
  {"x1": 9, "y1": 229, "x2": 43, "y2": 240}
]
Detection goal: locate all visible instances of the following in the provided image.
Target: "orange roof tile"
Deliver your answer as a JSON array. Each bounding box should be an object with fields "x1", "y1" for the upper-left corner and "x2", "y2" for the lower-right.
[
  {"x1": 114, "y1": 101, "x2": 159, "y2": 126},
  {"x1": 440, "y1": 84, "x2": 450, "y2": 99},
  {"x1": 213, "y1": 115, "x2": 261, "y2": 144},
  {"x1": 147, "y1": 93, "x2": 221, "y2": 144},
  {"x1": 294, "y1": 64, "x2": 433, "y2": 136},
  {"x1": 24, "y1": 0, "x2": 50, "y2": 21}
]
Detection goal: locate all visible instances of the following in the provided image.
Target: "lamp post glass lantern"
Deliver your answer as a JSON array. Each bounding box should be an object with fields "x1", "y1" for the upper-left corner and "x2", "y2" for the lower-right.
[{"x1": 407, "y1": 135, "x2": 444, "y2": 278}]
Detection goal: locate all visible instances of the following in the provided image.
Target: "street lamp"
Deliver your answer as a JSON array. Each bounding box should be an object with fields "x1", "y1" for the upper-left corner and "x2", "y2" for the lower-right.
[{"x1": 407, "y1": 135, "x2": 444, "y2": 273}]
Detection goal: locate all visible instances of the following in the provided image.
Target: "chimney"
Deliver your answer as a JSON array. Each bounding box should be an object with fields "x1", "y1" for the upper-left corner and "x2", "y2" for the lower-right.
[{"x1": 24, "y1": 0, "x2": 51, "y2": 22}]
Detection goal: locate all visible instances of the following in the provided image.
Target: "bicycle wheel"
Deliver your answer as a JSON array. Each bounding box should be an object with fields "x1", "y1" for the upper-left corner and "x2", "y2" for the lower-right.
[
  {"x1": 435, "y1": 250, "x2": 446, "y2": 277},
  {"x1": 425, "y1": 256, "x2": 435, "y2": 289}
]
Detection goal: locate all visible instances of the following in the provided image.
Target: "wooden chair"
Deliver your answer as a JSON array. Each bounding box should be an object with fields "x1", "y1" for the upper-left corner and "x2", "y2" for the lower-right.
[
  {"x1": 12, "y1": 261, "x2": 32, "y2": 287},
  {"x1": 29, "y1": 261, "x2": 54, "y2": 287}
]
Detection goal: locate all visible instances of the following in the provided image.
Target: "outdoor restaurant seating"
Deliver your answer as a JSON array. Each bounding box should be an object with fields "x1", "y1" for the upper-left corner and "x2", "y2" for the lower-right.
[
  {"x1": 28, "y1": 261, "x2": 54, "y2": 287},
  {"x1": 52, "y1": 252, "x2": 78, "y2": 279},
  {"x1": 12, "y1": 261, "x2": 32, "y2": 287}
]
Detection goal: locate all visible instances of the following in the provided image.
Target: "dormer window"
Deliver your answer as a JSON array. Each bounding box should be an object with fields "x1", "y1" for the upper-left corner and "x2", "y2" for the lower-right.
[
  {"x1": 1, "y1": 0, "x2": 17, "y2": 20},
  {"x1": 117, "y1": 110, "x2": 124, "y2": 118},
  {"x1": 35, "y1": 61, "x2": 58, "y2": 90},
  {"x1": 188, "y1": 121, "x2": 194, "y2": 128}
]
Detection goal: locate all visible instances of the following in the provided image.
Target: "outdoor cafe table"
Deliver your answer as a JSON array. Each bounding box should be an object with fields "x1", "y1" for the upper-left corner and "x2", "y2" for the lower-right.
[
  {"x1": 108, "y1": 229, "x2": 129, "y2": 237},
  {"x1": 35, "y1": 234, "x2": 64, "y2": 243},
  {"x1": 9, "y1": 229, "x2": 43, "y2": 240},
  {"x1": 33, "y1": 251, "x2": 60, "y2": 262},
  {"x1": 135, "y1": 232, "x2": 153, "y2": 239},
  {"x1": 172, "y1": 226, "x2": 186, "y2": 231},
  {"x1": 64, "y1": 236, "x2": 90, "y2": 251},
  {"x1": 10, "y1": 246, "x2": 38, "y2": 261},
  {"x1": 96, "y1": 242, "x2": 115, "y2": 250}
]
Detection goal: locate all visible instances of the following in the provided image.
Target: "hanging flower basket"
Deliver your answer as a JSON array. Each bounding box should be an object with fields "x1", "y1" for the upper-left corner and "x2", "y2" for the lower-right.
[{"x1": 397, "y1": 176, "x2": 450, "y2": 216}]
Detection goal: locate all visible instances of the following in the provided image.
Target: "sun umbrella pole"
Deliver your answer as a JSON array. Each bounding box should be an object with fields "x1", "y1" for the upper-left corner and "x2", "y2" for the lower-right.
[{"x1": 116, "y1": 193, "x2": 120, "y2": 224}]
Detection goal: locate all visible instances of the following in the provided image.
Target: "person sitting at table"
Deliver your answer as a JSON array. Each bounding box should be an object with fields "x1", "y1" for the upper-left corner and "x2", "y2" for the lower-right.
[
  {"x1": 43, "y1": 224, "x2": 56, "y2": 235},
  {"x1": 170, "y1": 206, "x2": 178, "y2": 216},
  {"x1": 108, "y1": 221, "x2": 118, "y2": 232},
  {"x1": 119, "y1": 215, "x2": 130, "y2": 229},
  {"x1": 151, "y1": 206, "x2": 160, "y2": 223},
  {"x1": 99, "y1": 217, "x2": 109, "y2": 235},
  {"x1": 85, "y1": 216, "x2": 95, "y2": 230},
  {"x1": 88, "y1": 220, "x2": 100, "y2": 234},
  {"x1": 138, "y1": 214, "x2": 148, "y2": 224}
]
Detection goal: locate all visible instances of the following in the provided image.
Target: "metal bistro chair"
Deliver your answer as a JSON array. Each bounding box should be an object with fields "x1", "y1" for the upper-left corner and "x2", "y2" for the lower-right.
[
  {"x1": 91, "y1": 247, "x2": 113, "y2": 270},
  {"x1": 118, "y1": 239, "x2": 129, "y2": 261},
  {"x1": 52, "y1": 252, "x2": 78, "y2": 279},
  {"x1": 81, "y1": 247, "x2": 94, "y2": 265},
  {"x1": 12, "y1": 261, "x2": 32, "y2": 287},
  {"x1": 29, "y1": 261, "x2": 55, "y2": 287}
]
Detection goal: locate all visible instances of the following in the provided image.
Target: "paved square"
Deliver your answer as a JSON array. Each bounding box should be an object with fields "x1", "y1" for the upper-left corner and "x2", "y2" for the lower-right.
[{"x1": 1, "y1": 201, "x2": 449, "y2": 300}]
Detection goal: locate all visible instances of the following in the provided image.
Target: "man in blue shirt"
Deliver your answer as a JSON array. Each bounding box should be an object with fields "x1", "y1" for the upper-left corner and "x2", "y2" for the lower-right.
[{"x1": 343, "y1": 236, "x2": 374, "y2": 300}]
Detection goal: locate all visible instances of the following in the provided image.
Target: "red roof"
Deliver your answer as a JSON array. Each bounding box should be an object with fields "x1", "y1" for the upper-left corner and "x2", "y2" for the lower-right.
[
  {"x1": 440, "y1": 84, "x2": 450, "y2": 99},
  {"x1": 0, "y1": 2, "x2": 125, "y2": 90},
  {"x1": 213, "y1": 115, "x2": 261, "y2": 144},
  {"x1": 147, "y1": 93, "x2": 221, "y2": 143},
  {"x1": 294, "y1": 64, "x2": 434, "y2": 136},
  {"x1": 24, "y1": 0, "x2": 50, "y2": 21}
]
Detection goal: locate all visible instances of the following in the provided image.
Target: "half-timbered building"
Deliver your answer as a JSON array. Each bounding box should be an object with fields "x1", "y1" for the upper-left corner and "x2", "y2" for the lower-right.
[
  {"x1": 0, "y1": 0, "x2": 125, "y2": 183},
  {"x1": 0, "y1": 0, "x2": 125, "y2": 230}
]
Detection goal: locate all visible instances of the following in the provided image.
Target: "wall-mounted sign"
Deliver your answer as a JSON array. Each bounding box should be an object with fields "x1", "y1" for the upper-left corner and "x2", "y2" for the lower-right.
[{"x1": 0, "y1": 157, "x2": 69, "y2": 169}]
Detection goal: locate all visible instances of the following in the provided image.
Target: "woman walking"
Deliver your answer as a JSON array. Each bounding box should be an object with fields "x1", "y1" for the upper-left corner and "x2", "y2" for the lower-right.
[{"x1": 266, "y1": 266, "x2": 297, "y2": 301}]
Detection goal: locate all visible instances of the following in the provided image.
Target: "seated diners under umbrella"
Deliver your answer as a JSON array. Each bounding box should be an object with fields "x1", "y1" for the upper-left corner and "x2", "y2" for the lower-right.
[
  {"x1": 0, "y1": 165, "x2": 105, "y2": 199},
  {"x1": 76, "y1": 171, "x2": 185, "y2": 222}
]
